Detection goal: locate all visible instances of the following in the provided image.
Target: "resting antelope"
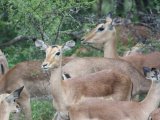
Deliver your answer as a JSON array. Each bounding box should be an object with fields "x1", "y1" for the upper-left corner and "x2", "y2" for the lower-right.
[
  {"x1": 0, "y1": 49, "x2": 8, "y2": 78},
  {"x1": 69, "y1": 67, "x2": 160, "y2": 120},
  {"x1": 0, "y1": 57, "x2": 73, "y2": 120},
  {"x1": 81, "y1": 16, "x2": 160, "y2": 74},
  {"x1": 0, "y1": 86, "x2": 24, "y2": 120},
  {"x1": 35, "y1": 40, "x2": 150, "y2": 119}
]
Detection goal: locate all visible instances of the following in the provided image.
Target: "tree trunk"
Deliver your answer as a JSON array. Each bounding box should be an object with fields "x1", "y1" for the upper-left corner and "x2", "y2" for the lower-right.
[
  {"x1": 97, "y1": 0, "x2": 103, "y2": 18},
  {"x1": 115, "y1": 0, "x2": 125, "y2": 17}
]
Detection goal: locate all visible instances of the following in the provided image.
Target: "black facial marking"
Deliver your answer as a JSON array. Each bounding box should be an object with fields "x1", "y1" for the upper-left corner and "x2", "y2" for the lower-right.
[
  {"x1": 97, "y1": 26, "x2": 105, "y2": 32},
  {"x1": 52, "y1": 45, "x2": 58, "y2": 48},
  {"x1": 0, "y1": 64, "x2": 4, "y2": 74},
  {"x1": 55, "y1": 52, "x2": 60, "y2": 56},
  {"x1": 64, "y1": 73, "x2": 71, "y2": 79},
  {"x1": 62, "y1": 73, "x2": 71, "y2": 80}
]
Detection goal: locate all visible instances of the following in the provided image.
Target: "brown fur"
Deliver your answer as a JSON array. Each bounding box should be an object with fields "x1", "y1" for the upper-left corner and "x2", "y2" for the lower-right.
[
  {"x1": 50, "y1": 60, "x2": 132, "y2": 120},
  {"x1": 51, "y1": 69, "x2": 132, "y2": 110},
  {"x1": 62, "y1": 57, "x2": 150, "y2": 96},
  {"x1": 69, "y1": 69, "x2": 160, "y2": 120},
  {"x1": 39, "y1": 43, "x2": 150, "y2": 120}
]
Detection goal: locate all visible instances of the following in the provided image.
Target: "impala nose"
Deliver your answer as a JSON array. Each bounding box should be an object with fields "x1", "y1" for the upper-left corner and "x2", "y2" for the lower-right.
[{"x1": 41, "y1": 63, "x2": 49, "y2": 70}]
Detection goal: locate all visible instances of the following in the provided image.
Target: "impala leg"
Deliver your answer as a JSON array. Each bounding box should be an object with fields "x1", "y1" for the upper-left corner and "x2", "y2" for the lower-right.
[
  {"x1": 18, "y1": 88, "x2": 32, "y2": 120},
  {"x1": 20, "y1": 98, "x2": 32, "y2": 120}
]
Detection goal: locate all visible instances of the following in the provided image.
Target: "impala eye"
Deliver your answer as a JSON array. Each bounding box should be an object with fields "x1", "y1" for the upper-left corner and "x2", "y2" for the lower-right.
[
  {"x1": 55, "y1": 52, "x2": 60, "y2": 56},
  {"x1": 97, "y1": 26, "x2": 104, "y2": 32}
]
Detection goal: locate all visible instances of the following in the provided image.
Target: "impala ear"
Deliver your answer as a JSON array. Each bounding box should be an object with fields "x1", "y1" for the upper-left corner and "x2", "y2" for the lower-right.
[
  {"x1": 143, "y1": 67, "x2": 151, "y2": 76},
  {"x1": 112, "y1": 17, "x2": 122, "y2": 25},
  {"x1": 34, "y1": 40, "x2": 48, "y2": 50},
  {"x1": 106, "y1": 12, "x2": 112, "y2": 19},
  {"x1": 5, "y1": 86, "x2": 24, "y2": 103},
  {"x1": 106, "y1": 17, "x2": 112, "y2": 25},
  {"x1": 62, "y1": 40, "x2": 76, "y2": 52}
]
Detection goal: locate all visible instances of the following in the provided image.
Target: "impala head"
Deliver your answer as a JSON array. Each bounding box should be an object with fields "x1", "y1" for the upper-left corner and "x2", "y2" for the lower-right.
[
  {"x1": 81, "y1": 15, "x2": 116, "y2": 45},
  {"x1": 35, "y1": 40, "x2": 75, "y2": 70},
  {"x1": 0, "y1": 86, "x2": 24, "y2": 113},
  {"x1": 143, "y1": 67, "x2": 160, "y2": 81}
]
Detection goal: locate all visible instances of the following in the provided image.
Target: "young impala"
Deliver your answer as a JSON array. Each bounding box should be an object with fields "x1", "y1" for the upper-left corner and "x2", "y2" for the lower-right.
[
  {"x1": 35, "y1": 40, "x2": 150, "y2": 119},
  {"x1": 69, "y1": 67, "x2": 160, "y2": 120},
  {"x1": 0, "y1": 86, "x2": 24, "y2": 120},
  {"x1": 81, "y1": 16, "x2": 160, "y2": 74}
]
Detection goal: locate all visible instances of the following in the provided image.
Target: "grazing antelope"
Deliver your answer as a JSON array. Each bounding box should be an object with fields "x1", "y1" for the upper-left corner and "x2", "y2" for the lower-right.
[
  {"x1": 81, "y1": 16, "x2": 160, "y2": 74},
  {"x1": 0, "y1": 49, "x2": 8, "y2": 78},
  {"x1": 69, "y1": 67, "x2": 160, "y2": 120},
  {"x1": 0, "y1": 86, "x2": 24, "y2": 120},
  {"x1": 0, "y1": 57, "x2": 74, "y2": 120}
]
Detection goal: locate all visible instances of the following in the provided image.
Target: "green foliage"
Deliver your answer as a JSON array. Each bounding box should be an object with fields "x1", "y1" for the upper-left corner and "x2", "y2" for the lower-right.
[
  {"x1": 138, "y1": 39, "x2": 160, "y2": 53},
  {"x1": 10, "y1": 100, "x2": 55, "y2": 120},
  {"x1": 3, "y1": 41, "x2": 44, "y2": 67},
  {"x1": 31, "y1": 100, "x2": 55, "y2": 120},
  {"x1": 0, "y1": 21, "x2": 17, "y2": 43}
]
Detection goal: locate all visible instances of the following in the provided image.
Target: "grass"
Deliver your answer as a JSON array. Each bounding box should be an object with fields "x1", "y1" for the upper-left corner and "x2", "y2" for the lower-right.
[{"x1": 10, "y1": 100, "x2": 55, "y2": 120}]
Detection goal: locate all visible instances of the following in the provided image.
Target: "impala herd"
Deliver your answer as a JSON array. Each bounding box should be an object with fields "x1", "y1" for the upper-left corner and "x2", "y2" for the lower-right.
[{"x1": 0, "y1": 15, "x2": 160, "y2": 120}]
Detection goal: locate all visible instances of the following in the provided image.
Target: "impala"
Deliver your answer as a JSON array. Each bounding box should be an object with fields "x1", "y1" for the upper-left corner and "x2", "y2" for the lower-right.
[
  {"x1": 0, "y1": 49, "x2": 8, "y2": 78},
  {"x1": 0, "y1": 86, "x2": 24, "y2": 120},
  {"x1": 36, "y1": 41, "x2": 132, "y2": 120},
  {"x1": 0, "y1": 57, "x2": 73, "y2": 120},
  {"x1": 35, "y1": 40, "x2": 150, "y2": 119},
  {"x1": 81, "y1": 16, "x2": 160, "y2": 74},
  {"x1": 69, "y1": 67, "x2": 160, "y2": 120},
  {"x1": 35, "y1": 39, "x2": 149, "y2": 96}
]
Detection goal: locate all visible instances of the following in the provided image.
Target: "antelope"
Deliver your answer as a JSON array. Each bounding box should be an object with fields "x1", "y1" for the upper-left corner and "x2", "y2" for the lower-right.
[
  {"x1": 69, "y1": 67, "x2": 160, "y2": 120},
  {"x1": 81, "y1": 16, "x2": 160, "y2": 74},
  {"x1": 35, "y1": 40, "x2": 150, "y2": 119},
  {"x1": 0, "y1": 57, "x2": 73, "y2": 120},
  {"x1": 35, "y1": 39, "x2": 150, "y2": 96},
  {"x1": 0, "y1": 86, "x2": 24, "y2": 120},
  {"x1": 35, "y1": 40, "x2": 133, "y2": 120},
  {"x1": 0, "y1": 49, "x2": 8, "y2": 78}
]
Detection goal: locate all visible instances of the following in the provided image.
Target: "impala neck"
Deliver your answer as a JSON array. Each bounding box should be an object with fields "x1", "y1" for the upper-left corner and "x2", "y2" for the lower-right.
[
  {"x1": 0, "y1": 107, "x2": 9, "y2": 120},
  {"x1": 103, "y1": 36, "x2": 119, "y2": 58},
  {"x1": 51, "y1": 52, "x2": 67, "y2": 111},
  {"x1": 140, "y1": 81, "x2": 160, "y2": 115}
]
